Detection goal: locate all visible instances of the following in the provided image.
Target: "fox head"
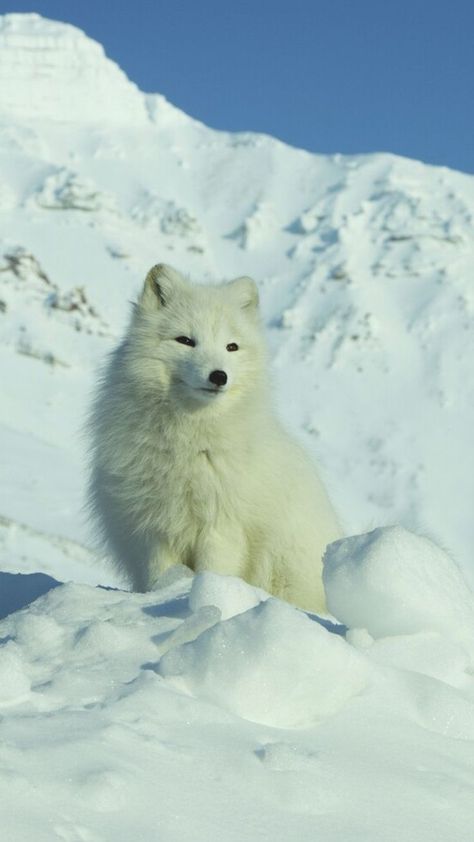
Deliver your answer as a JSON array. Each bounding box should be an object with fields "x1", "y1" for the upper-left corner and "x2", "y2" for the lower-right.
[{"x1": 125, "y1": 264, "x2": 268, "y2": 412}]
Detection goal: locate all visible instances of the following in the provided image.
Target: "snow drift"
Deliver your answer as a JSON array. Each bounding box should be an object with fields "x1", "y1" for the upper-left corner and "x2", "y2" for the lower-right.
[{"x1": 1, "y1": 528, "x2": 474, "y2": 841}]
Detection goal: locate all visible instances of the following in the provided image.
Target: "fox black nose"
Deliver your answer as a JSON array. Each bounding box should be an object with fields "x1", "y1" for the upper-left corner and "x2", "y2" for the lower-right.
[{"x1": 209, "y1": 369, "x2": 227, "y2": 387}]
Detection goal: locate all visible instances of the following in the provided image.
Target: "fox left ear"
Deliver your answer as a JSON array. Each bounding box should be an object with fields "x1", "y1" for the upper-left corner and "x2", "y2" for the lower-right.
[
  {"x1": 140, "y1": 263, "x2": 184, "y2": 310},
  {"x1": 227, "y1": 276, "x2": 259, "y2": 311}
]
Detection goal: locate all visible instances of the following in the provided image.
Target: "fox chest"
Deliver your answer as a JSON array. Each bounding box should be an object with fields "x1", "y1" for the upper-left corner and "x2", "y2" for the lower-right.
[{"x1": 158, "y1": 446, "x2": 243, "y2": 530}]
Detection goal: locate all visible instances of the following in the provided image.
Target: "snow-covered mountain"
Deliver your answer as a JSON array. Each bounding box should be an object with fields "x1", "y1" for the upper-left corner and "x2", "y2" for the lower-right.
[
  {"x1": 1, "y1": 13, "x2": 473, "y2": 579},
  {"x1": 1, "y1": 14, "x2": 474, "y2": 842}
]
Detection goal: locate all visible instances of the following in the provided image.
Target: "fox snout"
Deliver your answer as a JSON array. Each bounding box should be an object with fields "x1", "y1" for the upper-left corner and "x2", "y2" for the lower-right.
[{"x1": 209, "y1": 370, "x2": 227, "y2": 387}]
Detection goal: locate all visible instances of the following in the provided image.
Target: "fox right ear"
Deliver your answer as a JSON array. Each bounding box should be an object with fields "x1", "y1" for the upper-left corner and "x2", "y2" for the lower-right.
[
  {"x1": 140, "y1": 264, "x2": 184, "y2": 309},
  {"x1": 227, "y1": 276, "x2": 259, "y2": 311}
]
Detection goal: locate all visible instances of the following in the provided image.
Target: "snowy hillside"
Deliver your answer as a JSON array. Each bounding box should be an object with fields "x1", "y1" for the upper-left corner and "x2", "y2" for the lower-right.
[
  {"x1": 1, "y1": 14, "x2": 473, "y2": 578},
  {"x1": 1, "y1": 13, "x2": 474, "y2": 841}
]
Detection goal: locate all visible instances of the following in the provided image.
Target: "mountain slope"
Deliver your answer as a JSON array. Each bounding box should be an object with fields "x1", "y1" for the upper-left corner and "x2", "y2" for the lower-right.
[
  {"x1": 0, "y1": 11, "x2": 473, "y2": 578},
  {"x1": 1, "y1": 14, "x2": 474, "y2": 842}
]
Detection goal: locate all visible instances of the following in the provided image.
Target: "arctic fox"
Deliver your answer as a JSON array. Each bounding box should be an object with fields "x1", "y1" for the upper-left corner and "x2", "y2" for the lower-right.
[{"x1": 88, "y1": 264, "x2": 341, "y2": 613}]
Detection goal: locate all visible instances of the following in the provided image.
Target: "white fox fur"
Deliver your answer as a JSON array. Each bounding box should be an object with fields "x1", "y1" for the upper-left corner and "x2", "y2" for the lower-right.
[{"x1": 88, "y1": 264, "x2": 341, "y2": 612}]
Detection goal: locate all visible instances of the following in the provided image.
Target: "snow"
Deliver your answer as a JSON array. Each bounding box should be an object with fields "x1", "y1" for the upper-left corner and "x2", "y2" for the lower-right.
[
  {"x1": 1, "y1": 12, "x2": 474, "y2": 841},
  {"x1": 1, "y1": 552, "x2": 474, "y2": 840},
  {"x1": 188, "y1": 569, "x2": 267, "y2": 619},
  {"x1": 160, "y1": 593, "x2": 369, "y2": 728},
  {"x1": 324, "y1": 526, "x2": 474, "y2": 651},
  {"x1": 0, "y1": 13, "x2": 148, "y2": 124}
]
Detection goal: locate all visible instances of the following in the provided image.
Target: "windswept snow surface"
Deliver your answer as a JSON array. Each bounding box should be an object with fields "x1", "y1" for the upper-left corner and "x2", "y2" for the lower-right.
[{"x1": 1, "y1": 12, "x2": 474, "y2": 841}]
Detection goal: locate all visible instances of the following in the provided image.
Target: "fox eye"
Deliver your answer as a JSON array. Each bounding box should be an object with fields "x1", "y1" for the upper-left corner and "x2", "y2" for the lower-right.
[
  {"x1": 226, "y1": 342, "x2": 239, "y2": 352},
  {"x1": 175, "y1": 336, "x2": 196, "y2": 347}
]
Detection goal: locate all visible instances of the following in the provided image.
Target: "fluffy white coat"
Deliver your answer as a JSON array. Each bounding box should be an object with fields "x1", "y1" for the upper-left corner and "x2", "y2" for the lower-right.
[{"x1": 88, "y1": 264, "x2": 341, "y2": 612}]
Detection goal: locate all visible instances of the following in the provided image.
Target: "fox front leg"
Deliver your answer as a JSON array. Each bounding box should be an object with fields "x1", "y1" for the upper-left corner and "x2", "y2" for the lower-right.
[
  {"x1": 143, "y1": 538, "x2": 185, "y2": 591},
  {"x1": 193, "y1": 524, "x2": 247, "y2": 579}
]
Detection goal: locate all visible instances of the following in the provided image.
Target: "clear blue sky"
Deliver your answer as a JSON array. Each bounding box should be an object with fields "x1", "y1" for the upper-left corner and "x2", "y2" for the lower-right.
[{"x1": 4, "y1": 0, "x2": 474, "y2": 173}]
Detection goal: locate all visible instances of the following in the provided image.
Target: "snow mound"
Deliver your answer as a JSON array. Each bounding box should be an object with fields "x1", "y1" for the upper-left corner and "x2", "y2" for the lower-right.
[
  {"x1": 324, "y1": 526, "x2": 474, "y2": 652},
  {"x1": 2, "y1": 537, "x2": 474, "y2": 839},
  {"x1": 131, "y1": 194, "x2": 206, "y2": 252},
  {"x1": 228, "y1": 201, "x2": 279, "y2": 250},
  {"x1": 160, "y1": 597, "x2": 370, "y2": 728},
  {"x1": 189, "y1": 570, "x2": 268, "y2": 620},
  {"x1": 34, "y1": 168, "x2": 118, "y2": 213}
]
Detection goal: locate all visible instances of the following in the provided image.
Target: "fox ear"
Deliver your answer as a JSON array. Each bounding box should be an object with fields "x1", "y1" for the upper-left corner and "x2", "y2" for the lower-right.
[
  {"x1": 227, "y1": 276, "x2": 259, "y2": 311},
  {"x1": 140, "y1": 264, "x2": 184, "y2": 309}
]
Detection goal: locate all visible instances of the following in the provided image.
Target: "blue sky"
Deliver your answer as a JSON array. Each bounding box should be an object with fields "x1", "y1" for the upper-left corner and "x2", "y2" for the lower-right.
[{"x1": 4, "y1": 0, "x2": 474, "y2": 173}]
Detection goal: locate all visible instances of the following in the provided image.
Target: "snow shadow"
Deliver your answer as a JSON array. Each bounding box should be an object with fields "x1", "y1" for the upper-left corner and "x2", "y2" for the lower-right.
[
  {"x1": 142, "y1": 594, "x2": 190, "y2": 621},
  {"x1": 306, "y1": 613, "x2": 347, "y2": 637},
  {"x1": 0, "y1": 571, "x2": 61, "y2": 620}
]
